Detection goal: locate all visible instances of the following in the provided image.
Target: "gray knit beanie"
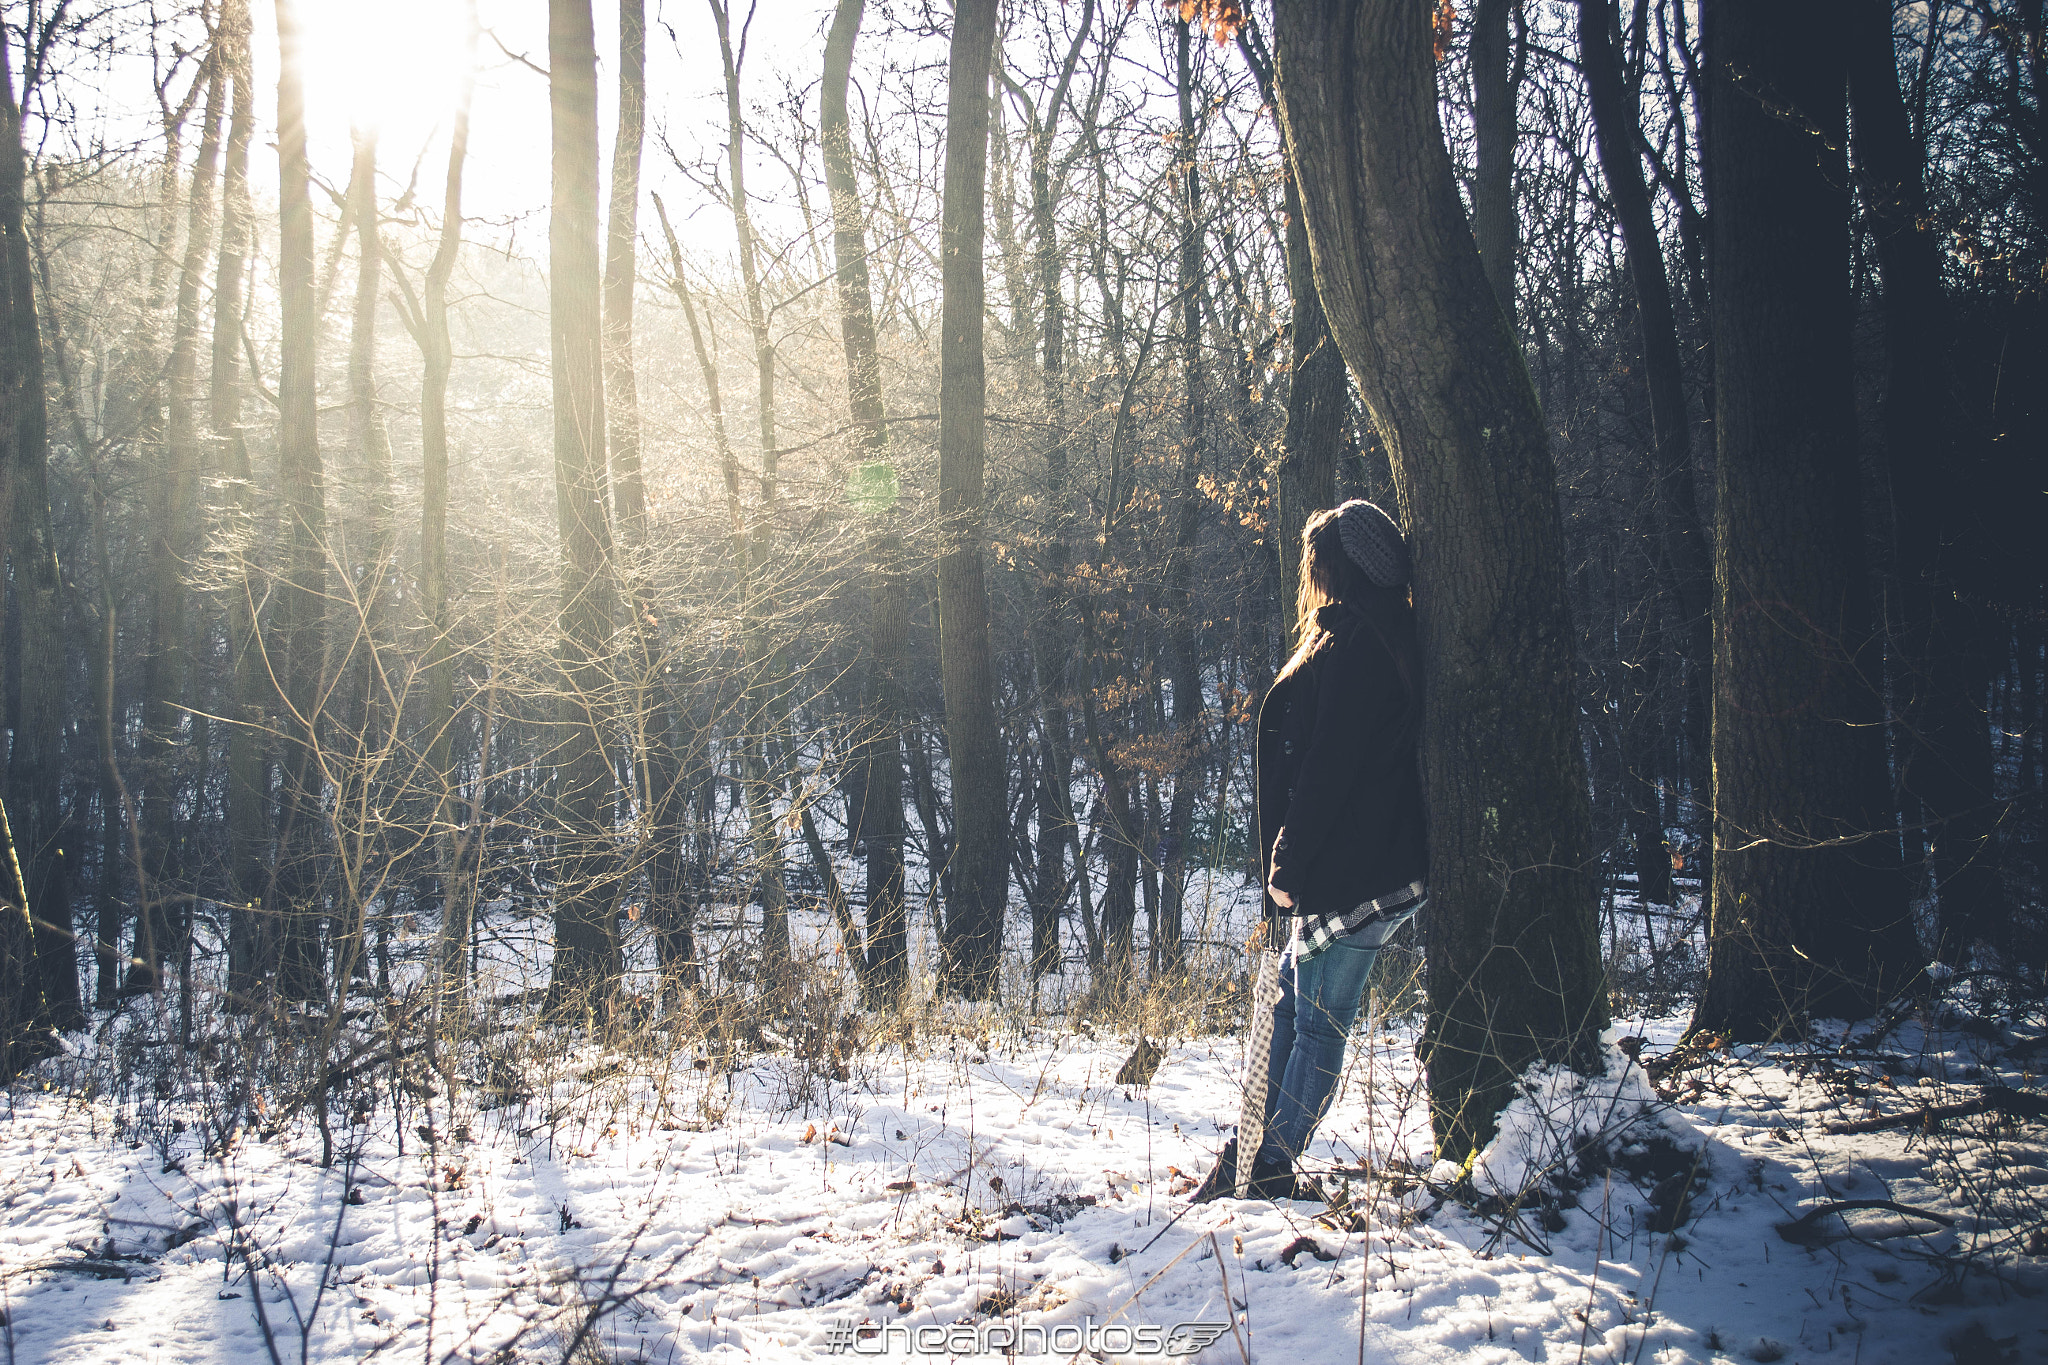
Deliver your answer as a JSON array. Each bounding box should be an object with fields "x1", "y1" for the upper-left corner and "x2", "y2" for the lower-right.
[{"x1": 1335, "y1": 499, "x2": 1410, "y2": 588}]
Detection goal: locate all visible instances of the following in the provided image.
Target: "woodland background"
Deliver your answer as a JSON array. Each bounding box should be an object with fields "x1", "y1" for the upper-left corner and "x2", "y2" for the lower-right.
[{"x1": 0, "y1": 0, "x2": 2041, "y2": 1161}]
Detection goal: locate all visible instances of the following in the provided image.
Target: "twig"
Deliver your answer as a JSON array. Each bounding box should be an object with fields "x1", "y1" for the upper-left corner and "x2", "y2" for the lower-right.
[
  {"x1": 1211, "y1": 1233, "x2": 1252, "y2": 1365},
  {"x1": 1775, "y1": 1200, "x2": 1956, "y2": 1247},
  {"x1": 1820, "y1": 1087, "x2": 2047, "y2": 1135}
]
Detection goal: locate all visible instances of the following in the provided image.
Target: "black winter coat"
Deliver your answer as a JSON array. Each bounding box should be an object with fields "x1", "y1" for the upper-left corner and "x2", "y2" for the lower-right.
[{"x1": 1255, "y1": 602, "x2": 1427, "y2": 925}]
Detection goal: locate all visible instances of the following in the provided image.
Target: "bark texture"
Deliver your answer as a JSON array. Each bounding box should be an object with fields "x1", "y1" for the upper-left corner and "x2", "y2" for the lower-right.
[
  {"x1": 1273, "y1": 0, "x2": 1606, "y2": 1158},
  {"x1": 936, "y1": 0, "x2": 1007, "y2": 999},
  {"x1": 547, "y1": 0, "x2": 621, "y2": 1006},
  {"x1": 1691, "y1": 0, "x2": 1921, "y2": 1040}
]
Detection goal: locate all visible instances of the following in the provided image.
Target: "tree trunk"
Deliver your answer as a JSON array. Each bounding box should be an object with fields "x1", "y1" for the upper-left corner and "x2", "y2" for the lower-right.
[
  {"x1": 1578, "y1": 0, "x2": 1713, "y2": 881},
  {"x1": 1234, "y1": 27, "x2": 1345, "y2": 636},
  {"x1": 273, "y1": 0, "x2": 329, "y2": 1002},
  {"x1": 1614, "y1": 458, "x2": 1676, "y2": 908},
  {"x1": 420, "y1": 2, "x2": 477, "y2": 1005},
  {"x1": 707, "y1": 0, "x2": 790, "y2": 959},
  {"x1": 1847, "y1": 0, "x2": 2004, "y2": 961},
  {"x1": 211, "y1": 0, "x2": 268, "y2": 1005},
  {"x1": 1, "y1": 24, "x2": 77, "y2": 1042},
  {"x1": 1470, "y1": 0, "x2": 1519, "y2": 324},
  {"x1": 1157, "y1": 17, "x2": 1209, "y2": 975},
  {"x1": 1017, "y1": 0, "x2": 1098, "y2": 982},
  {"x1": 1274, "y1": 175, "x2": 1344, "y2": 632},
  {"x1": 654, "y1": 191, "x2": 741, "y2": 984},
  {"x1": 133, "y1": 55, "x2": 224, "y2": 994},
  {"x1": 338, "y1": 125, "x2": 394, "y2": 986},
  {"x1": 606, "y1": 0, "x2": 647, "y2": 538},
  {"x1": 1690, "y1": 0, "x2": 1921, "y2": 1041},
  {"x1": 546, "y1": 0, "x2": 621, "y2": 1010},
  {"x1": 601, "y1": 0, "x2": 687, "y2": 986},
  {"x1": 824, "y1": 0, "x2": 908, "y2": 998},
  {"x1": 1273, "y1": 0, "x2": 1607, "y2": 1160},
  {"x1": 936, "y1": 0, "x2": 1007, "y2": 1000}
]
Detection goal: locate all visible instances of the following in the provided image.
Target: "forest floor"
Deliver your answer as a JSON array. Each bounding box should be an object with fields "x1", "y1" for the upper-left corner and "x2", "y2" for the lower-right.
[{"x1": 2, "y1": 897, "x2": 2045, "y2": 1365}]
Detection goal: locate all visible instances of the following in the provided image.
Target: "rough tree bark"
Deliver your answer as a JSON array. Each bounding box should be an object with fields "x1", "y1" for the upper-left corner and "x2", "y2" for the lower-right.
[
  {"x1": 546, "y1": 0, "x2": 622, "y2": 1007},
  {"x1": 936, "y1": 0, "x2": 1007, "y2": 1000},
  {"x1": 1272, "y1": 0, "x2": 1607, "y2": 1159},
  {"x1": 1690, "y1": 0, "x2": 1922, "y2": 1040}
]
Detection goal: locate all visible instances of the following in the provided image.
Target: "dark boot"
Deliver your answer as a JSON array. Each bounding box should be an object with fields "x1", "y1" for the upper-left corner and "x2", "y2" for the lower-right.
[
  {"x1": 1244, "y1": 1151, "x2": 1296, "y2": 1201},
  {"x1": 1189, "y1": 1138, "x2": 1237, "y2": 1204}
]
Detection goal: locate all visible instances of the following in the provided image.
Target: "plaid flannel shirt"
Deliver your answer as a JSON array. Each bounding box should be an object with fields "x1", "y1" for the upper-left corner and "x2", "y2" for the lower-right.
[{"x1": 1286, "y1": 879, "x2": 1428, "y2": 964}]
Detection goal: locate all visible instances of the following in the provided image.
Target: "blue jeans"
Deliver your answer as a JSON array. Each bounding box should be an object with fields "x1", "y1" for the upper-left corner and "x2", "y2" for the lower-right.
[{"x1": 1253, "y1": 935, "x2": 1385, "y2": 1169}]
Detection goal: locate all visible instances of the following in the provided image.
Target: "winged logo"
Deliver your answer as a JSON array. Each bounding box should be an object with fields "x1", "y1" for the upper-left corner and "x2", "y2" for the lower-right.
[{"x1": 1164, "y1": 1322, "x2": 1232, "y2": 1356}]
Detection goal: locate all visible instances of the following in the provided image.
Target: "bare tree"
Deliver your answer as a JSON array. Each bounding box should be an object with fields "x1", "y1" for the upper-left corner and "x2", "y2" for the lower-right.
[
  {"x1": 1691, "y1": 0, "x2": 1921, "y2": 1039},
  {"x1": 824, "y1": 0, "x2": 907, "y2": 997},
  {"x1": 1, "y1": 9, "x2": 77, "y2": 1052},
  {"x1": 546, "y1": 0, "x2": 622, "y2": 1007},
  {"x1": 936, "y1": 0, "x2": 1007, "y2": 1000}
]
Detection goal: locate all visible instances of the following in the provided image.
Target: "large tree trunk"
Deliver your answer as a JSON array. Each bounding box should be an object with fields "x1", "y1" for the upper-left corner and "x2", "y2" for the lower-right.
[
  {"x1": 1689, "y1": 0, "x2": 1922, "y2": 1040},
  {"x1": 824, "y1": 0, "x2": 906, "y2": 998},
  {"x1": 1, "y1": 24, "x2": 78, "y2": 1043},
  {"x1": 546, "y1": 0, "x2": 621, "y2": 1009},
  {"x1": 273, "y1": 0, "x2": 329, "y2": 1002},
  {"x1": 1272, "y1": 0, "x2": 1606, "y2": 1160},
  {"x1": 936, "y1": 0, "x2": 1008, "y2": 1000},
  {"x1": 1847, "y1": 0, "x2": 2004, "y2": 962}
]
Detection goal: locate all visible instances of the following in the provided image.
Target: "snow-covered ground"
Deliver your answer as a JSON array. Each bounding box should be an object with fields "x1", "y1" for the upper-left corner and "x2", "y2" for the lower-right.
[{"x1": 4, "y1": 900, "x2": 2044, "y2": 1364}]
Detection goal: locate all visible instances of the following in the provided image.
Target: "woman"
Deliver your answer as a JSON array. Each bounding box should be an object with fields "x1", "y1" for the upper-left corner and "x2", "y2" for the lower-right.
[{"x1": 1196, "y1": 500, "x2": 1428, "y2": 1201}]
